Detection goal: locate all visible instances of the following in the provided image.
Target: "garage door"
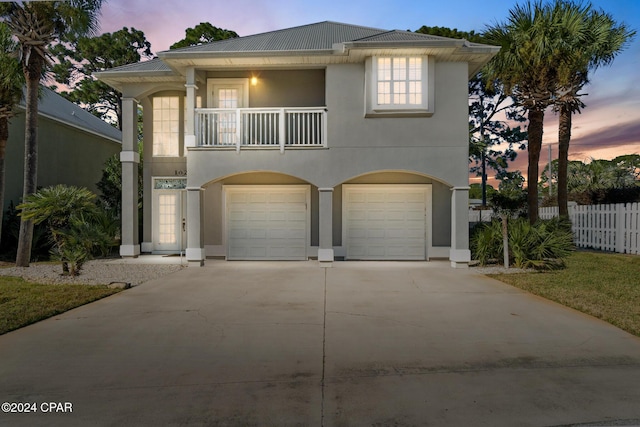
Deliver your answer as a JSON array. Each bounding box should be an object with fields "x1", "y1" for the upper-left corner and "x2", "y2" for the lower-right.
[
  {"x1": 226, "y1": 186, "x2": 309, "y2": 260},
  {"x1": 343, "y1": 185, "x2": 431, "y2": 260}
]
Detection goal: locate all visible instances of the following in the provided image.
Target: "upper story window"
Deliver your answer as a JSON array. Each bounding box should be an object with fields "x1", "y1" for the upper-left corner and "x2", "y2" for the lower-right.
[
  {"x1": 377, "y1": 57, "x2": 422, "y2": 106},
  {"x1": 153, "y1": 96, "x2": 180, "y2": 157},
  {"x1": 366, "y1": 56, "x2": 434, "y2": 117}
]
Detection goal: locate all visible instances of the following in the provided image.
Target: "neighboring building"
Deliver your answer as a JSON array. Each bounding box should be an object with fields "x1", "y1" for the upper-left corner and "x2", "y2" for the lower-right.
[
  {"x1": 5, "y1": 87, "x2": 121, "y2": 210},
  {"x1": 96, "y1": 21, "x2": 498, "y2": 267}
]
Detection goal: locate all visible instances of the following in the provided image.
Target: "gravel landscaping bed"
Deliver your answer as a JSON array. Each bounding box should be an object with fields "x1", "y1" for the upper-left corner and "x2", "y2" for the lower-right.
[{"x1": 0, "y1": 259, "x2": 185, "y2": 286}]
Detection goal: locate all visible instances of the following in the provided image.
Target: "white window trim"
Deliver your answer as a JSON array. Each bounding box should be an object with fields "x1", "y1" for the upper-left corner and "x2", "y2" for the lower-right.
[
  {"x1": 152, "y1": 94, "x2": 184, "y2": 158},
  {"x1": 206, "y1": 78, "x2": 249, "y2": 108},
  {"x1": 365, "y1": 56, "x2": 435, "y2": 117}
]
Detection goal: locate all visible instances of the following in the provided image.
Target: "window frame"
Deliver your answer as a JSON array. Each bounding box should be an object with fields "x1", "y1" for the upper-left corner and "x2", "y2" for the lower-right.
[
  {"x1": 365, "y1": 55, "x2": 435, "y2": 117},
  {"x1": 152, "y1": 95, "x2": 183, "y2": 158}
]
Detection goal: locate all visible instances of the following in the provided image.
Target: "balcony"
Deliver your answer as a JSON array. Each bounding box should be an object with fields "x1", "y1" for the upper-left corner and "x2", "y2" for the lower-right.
[{"x1": 195, "y1": 107, "x2": 327, "y2": 152}]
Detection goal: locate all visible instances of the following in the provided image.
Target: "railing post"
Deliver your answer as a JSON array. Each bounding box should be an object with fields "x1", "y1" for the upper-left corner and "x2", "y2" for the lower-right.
[
  {"x1": 279, "y1": 109, "x2": 286, "y2": 153},
  {"x1": 322, "y1": 109, "x2": 328, "y2": 147},
  {"x1": 236, "y1": 109, "x2": 242, "y2": 153}
]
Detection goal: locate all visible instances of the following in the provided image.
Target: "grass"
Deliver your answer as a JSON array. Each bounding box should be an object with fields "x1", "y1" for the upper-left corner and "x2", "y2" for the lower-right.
[
  {"x1": 488, "y1": 251, "x2": 640, "y2": 337},
  {"x1": 0, "y1": 276, "x2": 121, "y2": 335}
]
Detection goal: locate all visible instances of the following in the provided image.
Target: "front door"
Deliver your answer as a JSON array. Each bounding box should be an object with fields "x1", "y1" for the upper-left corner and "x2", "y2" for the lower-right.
[{"x1": 152, "y1": 189, "x2": 187, "y2": 253}]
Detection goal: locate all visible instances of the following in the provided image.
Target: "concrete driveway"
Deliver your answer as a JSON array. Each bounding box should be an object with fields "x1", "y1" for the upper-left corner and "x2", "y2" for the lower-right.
[{"x1": 1, "y1": 261, "x2": 640, "y2": 426}]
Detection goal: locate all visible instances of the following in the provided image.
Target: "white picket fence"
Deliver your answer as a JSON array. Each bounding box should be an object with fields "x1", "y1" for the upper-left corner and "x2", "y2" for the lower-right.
[{"x1": 539, "y1": 203, "x2": 640, "y2": 255}]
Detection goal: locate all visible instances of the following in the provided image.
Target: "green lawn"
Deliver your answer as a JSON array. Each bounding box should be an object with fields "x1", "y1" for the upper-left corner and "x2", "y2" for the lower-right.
[
  {"x1": 488, "y1": 251, "x2": 640, "y2": 337},
  {"x1": 0, "y1": 276, "x2": 121, "y2": 335}
]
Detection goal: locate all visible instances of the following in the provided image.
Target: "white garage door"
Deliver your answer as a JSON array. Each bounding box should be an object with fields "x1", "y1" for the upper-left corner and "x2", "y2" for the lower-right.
[
  {"x1": 225, "y1": 186, "x2": 309, "y2": 260},
  {"x1": 343, "y1": 185, "x2": 431, "y2": 260}
]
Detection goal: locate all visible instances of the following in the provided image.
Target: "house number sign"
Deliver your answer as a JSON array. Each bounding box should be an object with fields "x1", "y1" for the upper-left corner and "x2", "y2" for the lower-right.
[{"x1": 174, "y1": 170, "x2": 187, "y2": 176}]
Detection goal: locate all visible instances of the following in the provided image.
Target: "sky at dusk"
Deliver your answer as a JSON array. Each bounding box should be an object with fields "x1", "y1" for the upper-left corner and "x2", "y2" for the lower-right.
[{"x1": 98, "y1": 0, "x2": 640, "y2": 185}]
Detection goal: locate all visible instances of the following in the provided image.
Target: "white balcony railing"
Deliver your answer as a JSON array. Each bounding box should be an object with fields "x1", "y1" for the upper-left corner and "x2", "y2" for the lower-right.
[{"x1": 195, "y1": 107, "x2": 327, "y2": 152}]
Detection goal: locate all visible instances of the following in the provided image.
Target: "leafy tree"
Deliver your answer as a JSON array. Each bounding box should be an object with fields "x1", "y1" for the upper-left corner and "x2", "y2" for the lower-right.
[
  {"x1": 485, "y1": 1, "x2": 564, "y2": 224},
  {"x1": 0, "y1": 22, "x2": 24, "y2": 246},
  {"x1": 541, "y1": 156, "x2": 639, "y2": 205},
  {"x1": 416, "y1": 26, "x2": 527, "y2": 206},
  {"x1": 549, "y1": 1, "x2": 635, "y2": 217},
  {"x1": 97, "y1": 139, "x2": 143, "y2": 217},
  {"x1": 0, "y1": 0, "x2": 104, "y2": 267},
  {"x1": 468, "y1": 77, "x2": 527, "y2": 205},
  {"x1": 50, "y1": 27, "x2": 153, "y2": 129},
  {"x1": 469, "y1": 183, "x2": 497, "y2": 200},
  {"x1": 170, "y1": 22, "x2": 238, "y2": 49},
  {"x1": 614, "y1": 154, "x2": 640, "y2": 181}
]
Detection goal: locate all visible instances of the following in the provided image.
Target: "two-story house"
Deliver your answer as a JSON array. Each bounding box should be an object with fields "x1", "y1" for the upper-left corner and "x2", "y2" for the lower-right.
[{"x1": 96, "y1": 21, "x2": 498, "y2": 268}]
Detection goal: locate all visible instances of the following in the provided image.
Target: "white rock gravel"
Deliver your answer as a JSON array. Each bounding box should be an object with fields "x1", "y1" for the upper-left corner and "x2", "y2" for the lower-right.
[{"x1": 0, "y1": 259, "x2": 185, "y2": 286}]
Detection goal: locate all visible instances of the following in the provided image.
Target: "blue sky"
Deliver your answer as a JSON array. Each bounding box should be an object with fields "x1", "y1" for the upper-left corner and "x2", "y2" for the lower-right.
[{"x1": 100, "y1": 0, "x2": 640, "y2": 181}]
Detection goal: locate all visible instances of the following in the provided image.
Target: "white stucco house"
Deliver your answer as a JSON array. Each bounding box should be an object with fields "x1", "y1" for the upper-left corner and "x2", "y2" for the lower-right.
[{"x1": 96, "y1": 21, "x2": 498, "y2": 268}]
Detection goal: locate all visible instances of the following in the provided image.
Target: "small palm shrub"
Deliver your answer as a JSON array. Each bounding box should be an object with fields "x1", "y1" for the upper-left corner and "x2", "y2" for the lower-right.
[
  {"x1": 471, "y1": 220, "x2": 503, "y2": 265},
  {"x1": 471, "y1": 218, "x2": 575, "y2": 270},
  {"x1": 17, "y1": 185, "x2": 119, "y2": 276}
]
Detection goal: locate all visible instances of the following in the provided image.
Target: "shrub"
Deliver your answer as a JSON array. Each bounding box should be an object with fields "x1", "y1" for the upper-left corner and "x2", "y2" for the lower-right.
[
  {"x1": 17, "y1": 185, "x2": 118, "y2": 275},
  {"x1": 471, "y1": 217, "x2": 575, "y2": 269}
]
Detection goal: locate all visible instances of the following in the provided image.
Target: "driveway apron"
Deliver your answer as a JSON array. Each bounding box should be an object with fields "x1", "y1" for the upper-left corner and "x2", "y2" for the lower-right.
[{"x1": 1, "y1": 261, "x2": 639, "y2": 426}]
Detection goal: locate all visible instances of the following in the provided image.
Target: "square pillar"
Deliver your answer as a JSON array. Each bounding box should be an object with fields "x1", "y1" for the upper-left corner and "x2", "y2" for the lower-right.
[
  {"x1": 318, "y1": 188, "x2": 334, "y2": 266},
  {"x1": 120, "y1": 97, "x2": 140, "y2": 257},
  {"x1": 450, "y1": 186, "x2": 471, "y2": 268},
  {"x1": 185, "y1": 67, "x2": 198, "y2": 149},
  {"x1": 186, "y1": 186, "x2": 205, "y2": 267}
]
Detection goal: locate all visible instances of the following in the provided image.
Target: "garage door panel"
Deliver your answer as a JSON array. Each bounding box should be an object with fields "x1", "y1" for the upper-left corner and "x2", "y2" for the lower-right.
[
  {"x1": 344, "y1": 185, "x2": 428, "y2": 260},
  {"x1": 226, "y1": 186, "x2": 308, "y2": 260}
]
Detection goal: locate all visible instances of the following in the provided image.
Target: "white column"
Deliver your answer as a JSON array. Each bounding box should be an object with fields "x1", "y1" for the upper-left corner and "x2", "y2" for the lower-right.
[
  {"x1": 120, "y1": 97, "x2": 140, "y2": 257},
  {"x1": 186, "y1": 186, "x2": 205, "y2": 267},
  {"x1": 318, "y1": 188, "x2": 334, "y2": 266},
  {"x1": 450, "y1": 186, "x2": 470, "y2": 268},
  {"x1": 185, "y1": 67, "x2": 198, "y2": 149}
]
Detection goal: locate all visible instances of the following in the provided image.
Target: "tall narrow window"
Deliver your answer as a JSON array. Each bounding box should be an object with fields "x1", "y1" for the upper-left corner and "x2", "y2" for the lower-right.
[
  {"x1": 376, "y1": 57, "x2": 422, "y2": 106},
  {"x1": 153, "y1": 96, "x2": 180, "y2": 157}
]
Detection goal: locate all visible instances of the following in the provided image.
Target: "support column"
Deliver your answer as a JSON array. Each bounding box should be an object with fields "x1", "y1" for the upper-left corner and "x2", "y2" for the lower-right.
[
  {"x1": 185, "y1": 67, "x2": 198, "y2": 149},
  {"x1": 318, "y1": 188, "x2": 334, "y2": 267},
  {"x1": 450, "y1": 186, "x2": 471, "y2": 268},
  {"x1": 120, "y1": 97, "x2": 140, "y2": 257},
  {"x1": 186, "y1": 186, "x2": 205, "y2": 267}
]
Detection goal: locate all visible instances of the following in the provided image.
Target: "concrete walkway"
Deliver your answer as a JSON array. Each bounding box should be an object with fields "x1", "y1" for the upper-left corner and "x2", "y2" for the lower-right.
[{"x1": 1, "y1": 261, "x2": 640, "y2": 426}]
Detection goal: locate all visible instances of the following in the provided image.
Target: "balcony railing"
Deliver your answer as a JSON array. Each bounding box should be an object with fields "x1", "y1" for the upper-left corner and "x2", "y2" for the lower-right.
[{"x1": 195, "y1": 107, "x2": 327, "y2": 152}]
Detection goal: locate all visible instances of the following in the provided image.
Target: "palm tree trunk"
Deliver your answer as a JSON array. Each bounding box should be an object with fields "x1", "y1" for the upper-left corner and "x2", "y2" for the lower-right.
[
  {"x1": 557, "y1": 104, "x2": 571, "y2": 218},
  {"x1": 527, "y1": 109, "x2": 544, "y2": 224},
  {"x1": 0, "y1": 116, "x2": 7, "y2": 247},
  {"x1": 15, "y1": 70, "x2": 41, "y2": 267}
]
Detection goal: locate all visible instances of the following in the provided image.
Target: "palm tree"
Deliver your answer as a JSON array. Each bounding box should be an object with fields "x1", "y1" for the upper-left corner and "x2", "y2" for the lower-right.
[
  {"x1": 552, "y1": 3, "x2": 635, "y2": 217},
  {"x1": 0, "y1": 22, "x2": 24, "y2": 247},
  {"x1": 0, "y1": 1, "x2": 104, "y2": 267},
  {"x1": 18, "y1": 185, "x2": 99, "y2": 275},
  {"x1": 485, "y1": 1, "x2": 562, "y2": 224}
]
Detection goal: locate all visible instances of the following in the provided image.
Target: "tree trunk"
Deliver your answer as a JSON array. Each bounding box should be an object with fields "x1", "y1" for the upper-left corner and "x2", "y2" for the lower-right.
[
  {"x1": 557, "y1": 104, "x2": 571, "y2": 218},
  {"x1": 527, "y1": 109, "x2": 544, "y2": 225},
  {"x1": 15, "y1": 66, "x2": 42, "y2": 267},
  {"x1": 0, "y1": 117, "x2": 7, "y2": 247}
]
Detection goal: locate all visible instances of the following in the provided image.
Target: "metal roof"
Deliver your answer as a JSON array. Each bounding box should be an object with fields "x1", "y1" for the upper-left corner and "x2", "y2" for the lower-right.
[
  {"x1": 164, "y1": 21, "x2": 389, "y2": 54},
  {"x1": 96, "y1": 21, "x2": 499, "y2": 82},
  {"x1": 17, "y1": 87, "x2": 122, "y2": 143}
]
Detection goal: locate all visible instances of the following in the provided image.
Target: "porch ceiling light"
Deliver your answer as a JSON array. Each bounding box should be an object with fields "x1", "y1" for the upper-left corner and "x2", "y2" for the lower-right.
[{"x1": 251, "y1": 76, "x2": 258, "y2": 86}]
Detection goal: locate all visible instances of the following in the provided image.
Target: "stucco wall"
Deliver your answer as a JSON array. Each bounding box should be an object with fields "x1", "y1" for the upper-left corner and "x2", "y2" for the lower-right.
[
  {"x1": 5, "y1": 113, "x2": 120, "y2": 210},
  {"x1": 186, "y1": 61, "x2": 470, "y2": 189},
  {"x1": 205, "y1": 70, "x2": 325, "y2": 108}
]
